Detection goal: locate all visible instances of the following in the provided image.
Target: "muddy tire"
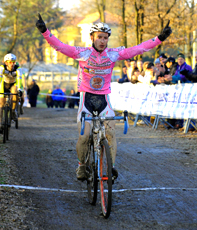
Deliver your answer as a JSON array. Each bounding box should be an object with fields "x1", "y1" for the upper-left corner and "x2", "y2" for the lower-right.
[
  {"x1": 100, "y1": 139, "x2": 112, "y2": 219},
  {"x1": 3, "y1": 107, "x2": 8, "y2": 143},
  {"x1": 86, "y1": 140, "x2": 98, "y2": 205}
]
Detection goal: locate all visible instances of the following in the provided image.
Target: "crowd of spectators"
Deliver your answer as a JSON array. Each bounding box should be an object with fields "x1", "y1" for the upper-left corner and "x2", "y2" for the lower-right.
[
  {"x1": 117, "y1": 53, "x2": 195, "y2": 86},
  {"x1": 46, "y1": 86, "x2": 79, "y2": 109},
  {"x1": 117, "y1": 52, "x2": 197, "y2": 130}
]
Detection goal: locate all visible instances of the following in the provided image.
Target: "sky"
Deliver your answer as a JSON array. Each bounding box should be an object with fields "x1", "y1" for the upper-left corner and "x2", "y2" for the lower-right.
[{"x1": 58, "y1": 0, "x2": 80, "y2": 11}]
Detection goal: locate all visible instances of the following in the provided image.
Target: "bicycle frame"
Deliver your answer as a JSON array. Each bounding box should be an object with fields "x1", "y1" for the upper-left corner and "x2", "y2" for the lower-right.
[
  {"x1": 81, "y1": 110, "x2": 128, "y2": 217},
  {"x1": 81, "y1": 110, "x2": 129, "y2": 174},
  {"x1": 0, "y1": 93, "x2": 18, "y2": 134}
]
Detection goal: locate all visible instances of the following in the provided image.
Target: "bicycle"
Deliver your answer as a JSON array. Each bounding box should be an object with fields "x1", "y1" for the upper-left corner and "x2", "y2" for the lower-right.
[
  {"x1": 80, "y1": 110, "x2": 128, "y2": 218},
  {"x1": 0, "y1": 92, "x2": 18, "y2": 143},
  {"x1": 15, "y1": 91, "x2": 22, "y2": 129}
]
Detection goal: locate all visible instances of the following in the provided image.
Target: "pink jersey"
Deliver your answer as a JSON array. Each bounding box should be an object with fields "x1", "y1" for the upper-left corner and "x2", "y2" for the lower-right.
[{"x1": 42, "y1": 29, "x2": 161, "y2": 95}]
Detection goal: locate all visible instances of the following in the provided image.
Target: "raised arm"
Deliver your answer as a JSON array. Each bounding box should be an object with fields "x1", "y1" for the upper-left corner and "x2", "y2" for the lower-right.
[
  {"x1": 118, "y1": 20, "x2": 172, "y2": 60},
  {"x1": 36, "y1": 13, "x2": 84, "y2": 59}
]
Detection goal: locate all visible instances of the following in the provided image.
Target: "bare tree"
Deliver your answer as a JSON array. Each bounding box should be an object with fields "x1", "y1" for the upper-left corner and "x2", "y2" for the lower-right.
[
  {"x1": 134, "y1": 0, "x2": 145, "y2": 59},
  {"x1": 96, "y1": 0, "x2": 106, "y2": 22},
  {"x1": 121, "y1": 0, "x2": 127, "y2": 48},
  {"x1": 154, "y1": 0, "x2": 177, "y2": 58},
  {"x1": 184, "y1": 0, "x2": 195, "y2": 65}
]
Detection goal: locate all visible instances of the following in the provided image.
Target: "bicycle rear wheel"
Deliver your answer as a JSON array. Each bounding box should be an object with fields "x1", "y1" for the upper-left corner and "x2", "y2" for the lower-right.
[
  {"x1": 86, "y1": 140, "x2": 98, "y2": 205},
  {"x1": 100, "y1": 139, "x2": 112, "y2": 218}
]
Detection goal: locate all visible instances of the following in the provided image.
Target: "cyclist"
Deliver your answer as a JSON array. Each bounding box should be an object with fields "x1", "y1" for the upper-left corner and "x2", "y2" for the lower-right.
[
  {"x1": 16, "y1": 61, "x2": 26, "y2": 114},
  {"x1": 0, "y1": 53, "x2": 23, "y2": 129},
  {"x1": 36, "y1": 14, "x2": 172, "y2": 180}
]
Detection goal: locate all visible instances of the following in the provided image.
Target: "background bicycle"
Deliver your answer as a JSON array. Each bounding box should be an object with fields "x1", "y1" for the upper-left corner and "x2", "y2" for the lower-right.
[{"x1": 0, "y1": 92, "x2": 19, "y2": 143}]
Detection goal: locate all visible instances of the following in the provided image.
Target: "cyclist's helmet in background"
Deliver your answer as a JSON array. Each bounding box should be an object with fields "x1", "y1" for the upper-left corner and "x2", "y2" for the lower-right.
[
  {"x1": 4, "y1": 53, "x2": 16, "y2": 62},
  {"x1": 90, "y1": 23, "x2": 111, "y2": 37}
]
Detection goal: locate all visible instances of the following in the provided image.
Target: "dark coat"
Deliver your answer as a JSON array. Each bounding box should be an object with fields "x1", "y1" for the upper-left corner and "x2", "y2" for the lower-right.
[{"x1": 27, "y1": 83, "x2": 40, "y2": 100}]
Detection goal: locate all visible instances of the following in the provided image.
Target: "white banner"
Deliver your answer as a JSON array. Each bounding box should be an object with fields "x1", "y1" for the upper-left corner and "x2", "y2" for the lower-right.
[{"x1": 109, "y1": 82, "x2": 197, "y2": 119}]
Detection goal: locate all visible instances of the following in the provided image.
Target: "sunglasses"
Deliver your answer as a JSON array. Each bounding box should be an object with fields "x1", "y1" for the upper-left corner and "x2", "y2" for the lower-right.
[{"x1": 6, "y1": 60, "x2": 16, "y2": 63}]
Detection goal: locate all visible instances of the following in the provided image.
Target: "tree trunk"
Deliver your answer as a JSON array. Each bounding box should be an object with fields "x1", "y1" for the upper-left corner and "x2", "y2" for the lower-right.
[
  {"x1": 7, "y1": 0, "x2": 21, "y2": 53},
  {"x1": 134, "y1": 1, "x2": 139, "y2": 46},
  {"x1": 134, "y1": 0, "x2": 144, "y2": 60},
  {"x1": 96, "y1": 0, "x2": 106, "y2": 22},
  {"x1": 186, "y1": 0, "x2": 194, "y2": 66},
  {"x1": 122, "y1": 0, "x2": 127, "y2": 48}
]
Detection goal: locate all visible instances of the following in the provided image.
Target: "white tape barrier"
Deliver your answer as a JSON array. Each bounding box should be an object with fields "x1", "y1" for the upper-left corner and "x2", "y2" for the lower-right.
[
  {"x1": 110, "y1": 82, "x2": 197, "y2": 119},
  {"x1": 40, "y1": 93, "x2": 79, "y2": 99},
  {"x1": 1, "y1": 184, "x2": 197, "y2": 193}
]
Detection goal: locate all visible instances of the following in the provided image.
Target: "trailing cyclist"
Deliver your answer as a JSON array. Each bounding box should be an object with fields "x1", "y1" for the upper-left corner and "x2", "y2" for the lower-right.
[
  {"x1": 36, "y1": 14, "x2": 172, "y2": 181},
  {"x1": 0, "y1": 53, "x2": 23, "y2": 132},
  {"x1": 16, "y1": 61, "x2": 26, "y2": 114}
]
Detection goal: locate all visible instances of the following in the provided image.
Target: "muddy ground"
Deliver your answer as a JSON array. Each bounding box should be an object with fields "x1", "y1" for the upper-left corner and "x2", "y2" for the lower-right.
[{"x1": 0, "y1": 107, "x2": 197, "y2": 230}]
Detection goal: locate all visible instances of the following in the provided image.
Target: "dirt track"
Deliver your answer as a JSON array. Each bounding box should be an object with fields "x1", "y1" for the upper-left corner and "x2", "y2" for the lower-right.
[{"x1": 1, "y1": 107, "x2": 197, "y2": 229}]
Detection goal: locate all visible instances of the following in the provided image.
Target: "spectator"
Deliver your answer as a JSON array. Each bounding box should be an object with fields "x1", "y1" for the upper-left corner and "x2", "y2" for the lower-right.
[
  {"x1": 74, "y1": 91, "x2": 80, "y2": 107},
  {"x1": 27, "y1": 79, "x2": 40, "y2": 107},
  {"x1": 154, "y1": 58, "x2": 165, "y2": 76},
  {"x1": 164, "y1": 53, "x2": 192, "y2": 129},
  {"x1": 164, "y1": 53, "x2": 192, "y2": 84},
  {"x1": 159, "y1": 53, "x2": 168, "y2": 74},
  {"x1": 159, "y1": 53, "x2": 167, "y2": 66},
  {"x1": 165, "y1": 57, "x2": 177, "y2": 75},
  {"x1": 68, "y1": 89, "x2": 76, "y2": 108},
  {"x1": 46, "y1": 89, "x2": 54, "y2": 108},
  {"x1": 117, "y1": 66, "x2": 129, "y2": 83},
  {"x1": 141, "y1": 61, "x2": 150, "y2": 76},
  {"x1": 150, "y1": 72, "x2": 165, "y2": 85},
  {"x1": 124, "y1": 59, "x2": 131, "y2": 78},
  {"x1": 137, "y1": 59, "x2": 143, "y2": 74},
  {"x1": 68, "y1": 90, "x2": 80, "y2": 108},
  {"x1": 62, "y1": 88, "x2": 67, "y2": 108},
  {"x1": 52, "y1": 85, "x2": 64, "y2": 108},
  {"x1": 124, "y1": 59, "x2": 136, "y2": 81},
  {"x1": 138, "y1": 63, "x2": 154, "y2": 84},
  {"x1": 180, "y1": 52, "x2": 197, "y2": 82},
  {"x1": 131, "y1": 67, "x2": 140, "y2": 84}
]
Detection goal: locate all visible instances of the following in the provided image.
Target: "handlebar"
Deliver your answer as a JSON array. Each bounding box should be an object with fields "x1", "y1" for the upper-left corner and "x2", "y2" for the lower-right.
[
  {"x1": 80, "y1": 110, "x2": 129, "y2": 135},
  {"x1": 0, "y1": 92, "x2": 19, "y2": 96}
]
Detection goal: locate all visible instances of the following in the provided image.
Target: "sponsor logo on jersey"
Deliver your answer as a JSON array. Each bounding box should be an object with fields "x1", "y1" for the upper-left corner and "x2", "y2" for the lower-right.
[
  {"x1": 78, "y1": 68, "x2": 83, "y2": 88},
  {"x1": 89, "y1": 68, "x2": 111, "y2": 75},
  {"x1": 91, "y1": 55, "x2": 97, "y2": 59},
  {"x1": 101, "y1": 56, "x2": 108, "y2": 59},
  {"x1": 88, "y1": 60, "x2": 111, "y2": 67},
  {"x1": 90, "y1": 76, "x2": 105, "y2": 90},
  {"x1": 84, "y1": 67, "x2": 89, "y2": 73}
]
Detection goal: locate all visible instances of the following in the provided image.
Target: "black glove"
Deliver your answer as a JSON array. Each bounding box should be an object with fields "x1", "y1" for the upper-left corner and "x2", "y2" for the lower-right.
[
  {"x1": 180, "y1": 69, "x2": 190, "y2": 77},
  {"x1": 158, "y1": 20, "x2": 172, "y2": 41},
  {"x1": 36, "y1": 13, "x2": 47, "y2": 33},
  {"x1": 180, "y1": 69, "x2": 194, "y2": 81}
]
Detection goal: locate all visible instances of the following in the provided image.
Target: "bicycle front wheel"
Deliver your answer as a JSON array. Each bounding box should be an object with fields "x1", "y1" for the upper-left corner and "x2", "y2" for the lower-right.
[
  {"x1": 15, "y1": 118, "x2": 18, "y2": 129},
  {"x1": 6, "y1": 108, "x2": 11, "y2": 140},
  {"x1": 2, "y1": 107, "x2": 8, "y2": 143},
  {"x1": 86, "y1": 141, "x2": 98, "y2": 205},
  {"x1": 100, "y1": 139, "x2": 112, "y2": 218}
]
